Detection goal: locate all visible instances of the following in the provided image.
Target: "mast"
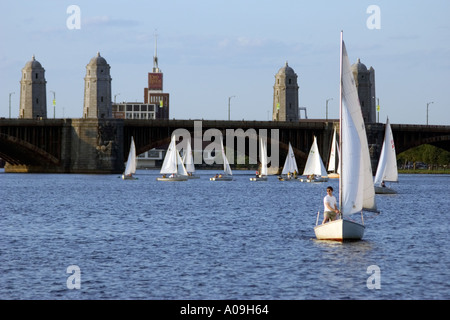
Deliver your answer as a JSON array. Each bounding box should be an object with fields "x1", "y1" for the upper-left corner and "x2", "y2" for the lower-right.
[{"x1": 339, "y1": 30, "x2": 343, "y2": 216}]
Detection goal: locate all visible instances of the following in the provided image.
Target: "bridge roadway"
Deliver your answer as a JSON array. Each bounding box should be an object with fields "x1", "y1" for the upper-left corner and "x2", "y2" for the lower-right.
[{"x1": 0, "y1": 118, "x2": 449, "y2": 173}]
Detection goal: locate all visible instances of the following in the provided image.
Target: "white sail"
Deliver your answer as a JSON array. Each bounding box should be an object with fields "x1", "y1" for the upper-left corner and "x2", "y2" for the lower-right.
[
  {"x1": 220, "y1": 137, "x2": 232, "y2": 176},
  {"x1": 160, "y1": 135, "x2": 188, "y2": 176},
  {"x1": 260, "y1": 138, "x2": 268, "y2": 176},
  {"x1": 124, "y1": 136, "x2": 137, "y2": 176},
  {"x1": 183, "y1": 140, "x2": 196, "y2": 173},
  {"x1": 340, "y1": 40, "x2": 377, "y2": 215},
  {"x1": 327, "y1": 129, "x2": 337, "y2": 172},
  {"x1": 374, "y1": 118, "x2": 398, "y2": 186},
  {"x1": 281, "y1": 143, "x2": 298, "y2": 175},
  {"x1": 302, "y1": 136, "x2": 328, "y2": 177}
]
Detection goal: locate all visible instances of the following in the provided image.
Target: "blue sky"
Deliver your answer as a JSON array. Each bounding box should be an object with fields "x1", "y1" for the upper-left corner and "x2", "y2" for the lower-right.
[{"x1": 1, "y1": 0, "x2": 449, "y2": 125}]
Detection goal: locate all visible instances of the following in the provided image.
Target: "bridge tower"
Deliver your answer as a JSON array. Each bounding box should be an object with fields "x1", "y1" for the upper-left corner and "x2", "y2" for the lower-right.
[
  {"x1": 273, "y1": 62, "x2": 299, "y2": 121},
  {"x1": 83, "y1": 52, "x2": 112, "y2": 119},
  {"x1": 19, "y1": 55, "x2": 47, "y2": 119},
  {"x1": 351, "y1": 58, "x2": 376, "y2": 124}
]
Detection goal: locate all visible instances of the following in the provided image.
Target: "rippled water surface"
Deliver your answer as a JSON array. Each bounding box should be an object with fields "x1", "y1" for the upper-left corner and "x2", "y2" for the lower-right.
[{"x1": 0, "y1": 170, "x2": 449, "y2": 299}]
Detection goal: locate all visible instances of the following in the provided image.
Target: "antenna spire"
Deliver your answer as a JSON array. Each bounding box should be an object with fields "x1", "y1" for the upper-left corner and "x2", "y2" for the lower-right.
[{"x1": 153, "y1": 30, "x2": 159, "y2": 72}]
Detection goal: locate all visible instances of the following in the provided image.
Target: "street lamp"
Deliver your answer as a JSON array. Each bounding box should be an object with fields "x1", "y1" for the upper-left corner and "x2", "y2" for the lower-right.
[
  {"x1": 326, "y1": 98, "x2": 333, "y2": 120},
  {"x1": 9, "y1": 92, "x2": 15, "y2": 119},
  {"x1": 228, "y1": 95, "x2": 235, "y2": 121},
  {"x1": 426, "y1": 101, "x2": 434, "y2": 125},
  {"x1": 114, "y1": 93, "x2": 120, "y2": 103},
  {"x1": 50, "y1": 91, "x2": 56, "y2": 118}
]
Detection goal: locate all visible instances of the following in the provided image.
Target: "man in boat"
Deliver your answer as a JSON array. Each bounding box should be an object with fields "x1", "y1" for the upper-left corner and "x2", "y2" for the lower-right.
[{"x1": 322, "y1": 186, "x2": 340, "y2": 224}]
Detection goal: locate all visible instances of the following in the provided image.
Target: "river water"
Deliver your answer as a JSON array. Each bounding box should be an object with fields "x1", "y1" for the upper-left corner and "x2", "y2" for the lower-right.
[{"x1": 0, "y1": 170, "x2": 448, "y2": 300}]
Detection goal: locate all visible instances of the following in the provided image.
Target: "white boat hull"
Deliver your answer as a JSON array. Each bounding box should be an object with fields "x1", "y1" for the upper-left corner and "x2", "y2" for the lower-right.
[
  {"x1": 314, "y1": 219, "x2": 365, "y2": 241},
  {"x1": 210, "y1": 175, "x2": 233, "y2": 181},
  {"x1": 157, "y1": 175, "x2": 188, "y2": 181},
  {"x1": 327, "y1": 173, "x2": 339, "y2": 179},
  {"x1": 375, "y1": 186, "x2": 397, "y2": 194},
  {"x1": 250, "y1": 175, "x2": 267, "y2": 181}
]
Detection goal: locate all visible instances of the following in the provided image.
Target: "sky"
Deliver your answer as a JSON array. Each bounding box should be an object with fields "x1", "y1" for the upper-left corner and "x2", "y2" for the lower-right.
[{"x1": 0, "y1": 0, "x2": 449, "y2": 125}]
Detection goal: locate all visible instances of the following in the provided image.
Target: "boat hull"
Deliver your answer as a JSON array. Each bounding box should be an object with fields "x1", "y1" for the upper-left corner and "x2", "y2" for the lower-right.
[
  {"x1": 122, "y1": 174, "x2": 137, "y2": 180},
  {"x1": 375, "y1": 186, "x2": 397, "y2": 194},
  {"x1": 210, "y1": 175, "x2": 233, "y2": 181},
  {"x1": 314, "y1": 219, "x2": 365, "y2": 241},
  {"x1": 327, "y1": 173, "x2": 339, "y2": 179},
  {"x1": 299, "y1": 176, "x2": 329, "y2": 183},
  {"x1": 157, "y1": 176, "x2": 188, "y2": 181},
  {"x1": 250, "y1": 176, "x2": 267, "y2": 181},
  {"x1": 278, "y1": 176, "x2": 297, "y2": 181},
  {"x1": 187, "y1": 175, "x2": 200, "y2": 179}
]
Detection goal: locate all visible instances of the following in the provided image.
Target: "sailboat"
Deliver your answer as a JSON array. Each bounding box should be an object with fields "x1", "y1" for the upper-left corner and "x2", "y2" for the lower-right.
[
  {"x1": 327, "y1": 127, "x2": 340, "y2": 179},
  {"x1": 210, "y1": 137, "x2": 233, "y2": 181},
  {"x1": 182, "y1": 140, "x2": 200, "y2": 179},
  {"x1": 122, "y1": 136, "x2": 138, "y2": 180},
  {"x1": 250, "y1": 138, "x2": 268, "y2": 181},
  {"x1": 157, "y1": 135, "x2": 189, "y2": 181},
  {"x1": 314, "y1": 32, "x2": 377, "y2": 241},
  {"x1": 299, "y1": 136, "x2": 329, "y2": 182},
  {"x1": 278, "y1": 142, "x2": 298, "y2": 181},
  {"x1": 374, "y1": 118, "x2": 398, "y2": 194}
]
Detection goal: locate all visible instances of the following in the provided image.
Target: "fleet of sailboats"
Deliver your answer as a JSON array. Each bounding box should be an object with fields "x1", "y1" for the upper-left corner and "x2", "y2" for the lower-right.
[
  {"x1": 374, "y1": 118, "x2": 398, "y2": 194},
  {"x1": 299, "y1": 136, "x2": 329, "y2": 183},
  {"x1": 314, "y1": 32, "x2": 377, "y2": 241},
  {"x1": 119, "y1": 33, "x2": 396, "y2": 243},
  {"x1": 122, "y1": 136, "x2": 137, "y2": 180}
]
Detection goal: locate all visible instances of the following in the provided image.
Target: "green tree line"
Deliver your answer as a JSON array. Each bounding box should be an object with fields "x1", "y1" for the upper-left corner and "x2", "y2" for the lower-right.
[{"x1": 397, "y1": 144, "x2": 450, "y2": 170}]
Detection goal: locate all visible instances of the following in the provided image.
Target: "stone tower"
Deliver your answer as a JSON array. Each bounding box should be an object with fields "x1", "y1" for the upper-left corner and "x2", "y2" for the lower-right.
[
  {"x1": 83, "y1": 52, "x2": 112, "y2": 119},
  {"x1": 19, "y1": 55, "x2": 47, "y2": 119},
  {"x1": 273, "y1": 62, "x2": 299, "y2": 121},
  {"x1": 351, "y1": 58, "x2": 376, "y2": 123}
]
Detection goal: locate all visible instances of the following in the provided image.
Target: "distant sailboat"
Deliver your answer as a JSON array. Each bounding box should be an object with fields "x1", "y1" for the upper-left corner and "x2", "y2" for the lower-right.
[
  {"x1": 122, "y1": 136, "x2": 137, "y2": 180},
  {"x1": 250, "y1": 138, "x2": 268, "y2": 181},
  {"x1": 374, "y1": 118, "x2": 398, "y2": 194},
  {"x1": 299, "y1": 136, "x2": 329, "y2": 182},
  {"x1": 327, "y1": 127, "x2": 340, "y2": 179},
  {"x1": 182, "y1": 140, "x2": 200, "y2": 179},
  {"x1": 278, "y1": 142, "x2": 298, "y2": 181},
  {"x1": 314, "y1": 32, "x2": 377, "y2": 241},
  {"x1": 210, "y1": 137, "x2": 233, "y2": 181},
  {"x1": 157, "y1": 135, "x2": 189, "y2": 181}
]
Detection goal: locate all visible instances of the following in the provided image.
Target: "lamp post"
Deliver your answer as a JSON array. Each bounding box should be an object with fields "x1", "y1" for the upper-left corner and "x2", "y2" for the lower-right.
[
  {"x1": 326, "y1": 98, "x2": 333, "y2": 120},
  {"x1": 426, "y1": 101, "x2": 434, "y2": 125},
  {"x1": 50, "y1": 91, "x2": 56, "y2": 118},
  {"x1": 114, "y1": 93, "x2": 120, "y2": 103},
  {"x1": 228, "y1": 95, "x2": 235, "y2": 121},
  {"x1": 9, "y1": 92, "x2": 15, "y2": 119}
]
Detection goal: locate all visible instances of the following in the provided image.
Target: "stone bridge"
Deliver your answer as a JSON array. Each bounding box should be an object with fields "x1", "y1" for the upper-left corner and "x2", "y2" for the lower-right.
[{"x1": 0, "y1": 118, "x2": 449, "y2": 173}]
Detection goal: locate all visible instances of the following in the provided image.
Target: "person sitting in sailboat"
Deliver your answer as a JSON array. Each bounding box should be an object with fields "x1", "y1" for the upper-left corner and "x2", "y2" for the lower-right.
[{"x1": 322, "y1": 186, "x2": 340, "y2": 224}]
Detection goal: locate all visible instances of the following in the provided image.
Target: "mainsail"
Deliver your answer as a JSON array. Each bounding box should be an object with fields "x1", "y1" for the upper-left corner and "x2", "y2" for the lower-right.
[
  {"x1": 124, "y1": 136, "x2": 137, "y2": 176},
  {"x1": 281, "y1": 143, "x2": 298, "y2": 175},
  {"x1": 374, "y1": 118, "x2": 398, "y2": 186},
  {"x1": 302, "y1": 136, "x2": 328, "y2": 177},
  {"x1": 340, "y1": 40, "x2": 377, "y2": 215}
]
